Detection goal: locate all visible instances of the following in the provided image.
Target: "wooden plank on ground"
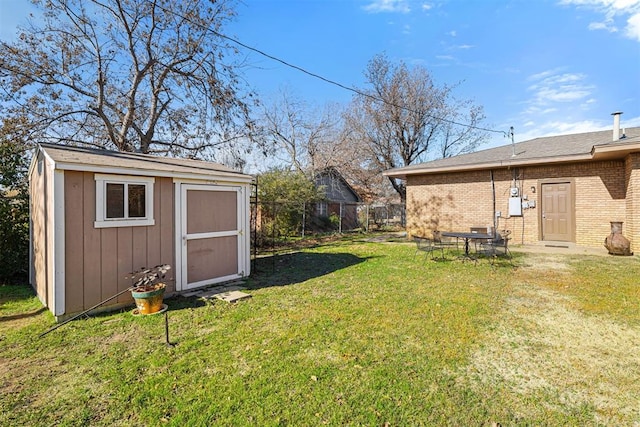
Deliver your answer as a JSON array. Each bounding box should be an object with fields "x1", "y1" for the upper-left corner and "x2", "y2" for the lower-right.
[{"x1": 213, "y1": 290, "x2": 252, "y2": 303}]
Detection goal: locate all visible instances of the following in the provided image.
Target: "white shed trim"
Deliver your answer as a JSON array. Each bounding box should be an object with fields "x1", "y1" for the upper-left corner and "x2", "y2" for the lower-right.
[
  {"x1": 54, "y1": 163, "x2": 252, "y2": 184},
  {"x1": 173, "y1": 179, "x2": 251, "y2": 291},
  {"x1": 94, "y1": 174, "x2": 156, "y2": 228},
  {"x1": 53, "y1": 169, "x2": 66, "y2": 316}
]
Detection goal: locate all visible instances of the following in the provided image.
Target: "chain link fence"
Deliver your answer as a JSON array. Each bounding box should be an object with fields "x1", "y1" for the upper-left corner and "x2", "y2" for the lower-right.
[{"x1": 250, "y1": 199, "x2": 405, "y2": 251}]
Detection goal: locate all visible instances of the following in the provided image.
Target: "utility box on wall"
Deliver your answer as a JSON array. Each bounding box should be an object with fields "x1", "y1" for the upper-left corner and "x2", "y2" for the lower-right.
[{"x1": 509, "y1": 197, "x2": 522, "y2": 216}]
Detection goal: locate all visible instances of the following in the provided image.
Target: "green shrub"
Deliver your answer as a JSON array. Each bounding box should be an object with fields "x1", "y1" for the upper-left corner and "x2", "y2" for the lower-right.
[{"x1": 0, "y1": 121, "x2": 30, "y2": 283}]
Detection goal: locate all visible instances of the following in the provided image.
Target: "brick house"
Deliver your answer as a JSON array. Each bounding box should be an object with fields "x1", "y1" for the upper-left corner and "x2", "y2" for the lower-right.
[{"x1": 384, "y1": 113, "x2": 640, "y2": 252}]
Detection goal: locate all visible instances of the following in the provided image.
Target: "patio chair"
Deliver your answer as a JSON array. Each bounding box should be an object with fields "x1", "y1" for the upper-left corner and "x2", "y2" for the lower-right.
[
  {"x1": 432, "y1": 230, "x2": 459, "y2": 256},
  {"x1": 413, "y1": 235, "x2": 444, "y2": 261},
  {"x1": 470, "y1": 226, "x2": 493, "y2": 253},
  {"x1": 478, "y1": 230, "x2": 512, "y2": 263}
]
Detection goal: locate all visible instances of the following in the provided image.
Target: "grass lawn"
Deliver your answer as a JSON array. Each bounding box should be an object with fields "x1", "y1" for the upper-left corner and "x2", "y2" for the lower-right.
[{"x1": 1, "y1": 235, "x2": 639, "y2": 426}]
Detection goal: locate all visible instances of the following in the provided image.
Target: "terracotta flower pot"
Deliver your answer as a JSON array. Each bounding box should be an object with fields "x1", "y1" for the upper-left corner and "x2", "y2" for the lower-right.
[
  {"x1": 131, "y1": 283, "x2": 166, "y2": 315},
  {"x1": 604, "y1": 221, "x2": 632, "y2": 256}
]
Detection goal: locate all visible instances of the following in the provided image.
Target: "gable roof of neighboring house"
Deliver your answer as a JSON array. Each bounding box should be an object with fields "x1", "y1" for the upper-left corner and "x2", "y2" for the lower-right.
[
  {"x1": 34, "y1": 143, "x2": 251, "y2": 182},
  {"x1": 315, "y1": 167, "x2": 362, "y2": 203},
  {"x1": 384, "y1": 127, "x2": 640, "y2": 179}
]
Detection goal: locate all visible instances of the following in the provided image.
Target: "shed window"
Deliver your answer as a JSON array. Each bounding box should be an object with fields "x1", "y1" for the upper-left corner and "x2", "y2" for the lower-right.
[{"x1": 95, "y1": 175, "x2": 154, "y2": 228}]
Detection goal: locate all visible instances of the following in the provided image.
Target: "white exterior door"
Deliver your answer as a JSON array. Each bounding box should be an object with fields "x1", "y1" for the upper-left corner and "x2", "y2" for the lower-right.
[{"x1": 176, "y1": 183, "x2": 248, "y2": 291}]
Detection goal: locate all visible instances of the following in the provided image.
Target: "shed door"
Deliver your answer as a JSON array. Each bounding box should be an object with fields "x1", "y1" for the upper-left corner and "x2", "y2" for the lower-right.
[
  {"x1": 179, "y1": 184, "x2": 243, "y2": 291},
  {"x1": 541, "y1": 182, "x2": 573, "y2": 242}
]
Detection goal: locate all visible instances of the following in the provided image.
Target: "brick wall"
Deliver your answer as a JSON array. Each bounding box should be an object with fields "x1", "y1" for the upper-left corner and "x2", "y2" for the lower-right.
[
  {"x1": 406, "y1": 159, "x2": 632, "y2": 249},
  {"x1": 625, "y1": 153, "x2": 640, "y2": 253}
]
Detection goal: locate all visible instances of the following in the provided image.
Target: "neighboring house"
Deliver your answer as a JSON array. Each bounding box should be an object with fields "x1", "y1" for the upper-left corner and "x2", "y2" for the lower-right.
[
  {"x1": 384, "y1": 113, "x2": 640, "y2": 252},
  {"x1": 314, "y1": 167, "x2": 362, "y2": 231},
  {"x1": 29, "y1": 143, "x2": 252, "y2": 320}
]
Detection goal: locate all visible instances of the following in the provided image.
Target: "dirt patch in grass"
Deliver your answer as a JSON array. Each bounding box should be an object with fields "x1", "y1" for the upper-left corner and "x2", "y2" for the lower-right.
[
  {"x1": 517, "y1": 253, "x2": 573, "y2": 273},
  {"x1": 459, "y1": 277, "x2": 640, "y2": 424}
]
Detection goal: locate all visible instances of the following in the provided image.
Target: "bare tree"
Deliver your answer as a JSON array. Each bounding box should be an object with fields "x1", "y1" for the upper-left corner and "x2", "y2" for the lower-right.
[
  {"x1": 0, "y1": 0, "x2": 257, "y2": 157},
  {"x1": 435, "y1": 100, "x2": 486, "y2": 159},
  {"x1": 343, "y1": 53, "x2": 487, "y2": 202},
  {"x1": 260, "y1": 88, "x2": 339, "y2": 176},
  {"x1": 258, "y1": 90, "x2": 392, "y2": 203},
  {"x1": 258, "y1": 89, "x2": 396, "y2": 206},
  {"x1": 310, "y1": 126, "x2": 391, "y2": 204}
]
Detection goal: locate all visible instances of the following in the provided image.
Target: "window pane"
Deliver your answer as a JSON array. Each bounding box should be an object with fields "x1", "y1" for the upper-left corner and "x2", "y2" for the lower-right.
[
  {"x1": 317, "y1": 202, "x2": 327, "y2": 216},
  {"x1": 106, "y1": 183, "x2": 125, "y2": 218},
  {"x1": 128, "y1": 184, "x2": 146, "y2": 218}
]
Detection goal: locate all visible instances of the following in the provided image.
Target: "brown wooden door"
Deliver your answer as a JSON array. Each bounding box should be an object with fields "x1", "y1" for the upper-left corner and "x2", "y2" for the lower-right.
[
  {"x1": 541, "y1": 182, "x2": 573, "y2": 241},
  {"x1": 179, "y1": 184, "x2": 242, "y2": 290}
]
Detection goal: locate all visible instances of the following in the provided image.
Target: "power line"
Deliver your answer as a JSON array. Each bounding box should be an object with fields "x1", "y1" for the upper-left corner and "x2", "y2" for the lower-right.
[
  {"x1": 155, "y1": 3, "x2": 508, "y2": 137},
  {"x1": 212, "y1": 29, "x2": 507, "y2": 136}
]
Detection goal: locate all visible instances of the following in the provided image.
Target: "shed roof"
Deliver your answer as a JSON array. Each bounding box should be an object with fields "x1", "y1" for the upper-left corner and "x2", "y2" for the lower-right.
[
  {"x1": 37, "y1": 143, "x2": 252, "y2": 182},
  {"x1": 384, "y1": 127, "x2": 640, "y2": 178}
]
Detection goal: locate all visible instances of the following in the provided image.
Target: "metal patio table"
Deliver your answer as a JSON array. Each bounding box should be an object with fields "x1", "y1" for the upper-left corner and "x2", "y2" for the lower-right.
[{"x1": 441, "y1": 231, "x2": 493, "y2": 258}]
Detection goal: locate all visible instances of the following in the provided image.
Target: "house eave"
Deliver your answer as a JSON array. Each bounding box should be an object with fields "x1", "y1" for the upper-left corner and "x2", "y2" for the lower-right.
[
  {"x1": 383, "y1": 153, "x2": 594, "y2": 179},
  {"x1": 385, "y1": 140, "x2": 640, "y2": 179},
  {"x1": 591, "y1": 141, "x2": 640, "y2": 160}
]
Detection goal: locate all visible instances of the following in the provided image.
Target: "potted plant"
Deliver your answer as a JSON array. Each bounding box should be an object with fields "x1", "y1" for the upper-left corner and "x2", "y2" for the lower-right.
[{"x1": 128, "y1": 264, "x2": 171, "y2": 315}]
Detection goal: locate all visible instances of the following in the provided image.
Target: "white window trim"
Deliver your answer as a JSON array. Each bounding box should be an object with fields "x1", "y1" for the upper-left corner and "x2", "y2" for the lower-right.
[
  {"x1": 95, "y1": 174, "x2": 155, "y2": 228},
  {"x1": 317, "y1": 201, "x2": 328, "y2": 216}
]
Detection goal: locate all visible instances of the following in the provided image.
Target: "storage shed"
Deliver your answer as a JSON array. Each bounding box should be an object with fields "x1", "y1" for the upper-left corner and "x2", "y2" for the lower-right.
[{"x1": 29, "y1": 143, "x2": 252, "y2": 320}]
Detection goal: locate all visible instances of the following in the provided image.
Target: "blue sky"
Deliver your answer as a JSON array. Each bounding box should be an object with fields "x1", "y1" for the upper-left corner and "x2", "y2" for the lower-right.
[{"x1": 2, "y1": 0, "x2": 639, "y2": 150}]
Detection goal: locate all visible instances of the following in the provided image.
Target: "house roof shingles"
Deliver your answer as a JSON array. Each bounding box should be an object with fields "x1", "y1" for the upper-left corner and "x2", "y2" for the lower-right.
[
  {"x1": 315, "y1": 167, "x2": 362, "y2": 203},
  {"x1": 384, "y1": 127, "x2": 640, "y2": 178}
]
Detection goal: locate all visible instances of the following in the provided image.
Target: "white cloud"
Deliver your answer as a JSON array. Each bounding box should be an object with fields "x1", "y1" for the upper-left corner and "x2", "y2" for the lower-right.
[
  {"x1": 626, "y1": 10, "x2": 640, "y2": 39},
  {"x1": 439, "y1": 41, "x2": 475, "y2": 55},
  {"x1": 527, "y1": 69, "x2": 558, "y2": 81},
  {"x1": 513, "y1": 70, "x2": 598, "y2": 138},
  {"x1": 407, "y1": 57, "x2": 428, "y2": 66},
  {"x1": 510, "y1": 119, "x2": 605, "y2": 143},
  {"x1": 485, "y1": 118, "x2": 606, "y2": 148},
  {"x1": 510, "y1": 112, "x2": 640, "y2": 145},
  {"x1": 422, "y1": 3, "x2": 433, "y2": 11},
  {"x1": 588, "y1": 21, "x2": 618, "y2": 31},
  {"x1": 560, "y1": 0, "x2": 640, "y2": 41},
  {"x1": 526, "y1": 71, "x2": 594, "y2": 106},
  {"x1": 363, "y1": 0, "x2": 411, "y2": 13}
]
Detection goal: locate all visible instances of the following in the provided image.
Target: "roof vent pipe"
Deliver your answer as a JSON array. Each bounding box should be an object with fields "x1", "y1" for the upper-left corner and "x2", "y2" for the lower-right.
[{"x1": 612, "y1": 111, "x2": 623, "y2": 141}]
